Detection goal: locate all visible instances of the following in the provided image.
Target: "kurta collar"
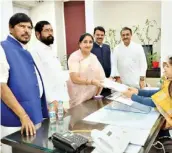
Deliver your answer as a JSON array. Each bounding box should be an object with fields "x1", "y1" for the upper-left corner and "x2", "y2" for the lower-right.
[{"x1": 94, "y1": 42, "x2": 103, "y2": 48}]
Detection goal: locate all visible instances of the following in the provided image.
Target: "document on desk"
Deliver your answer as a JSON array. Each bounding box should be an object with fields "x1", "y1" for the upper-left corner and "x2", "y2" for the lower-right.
[
  {"x1": 105, "y1": 101, "x2": 151, "y2": 114},
  {"x1": 92, "y1": 145, "x2": 142, "y2": 153},
  {"x1": 102, "y1": 78, "x2": 128, "y2": 92},
  {"x1": 102, "y1": 125, "x2": 151, "y2": 146},
  {"x1": 83, "y1": 106, "x2": 160, "y2": 130},
  {"x1": 91, "y1": 125, "x2": 148, "y2": 153},
  {"x1": 106, "y1": 92, "x2": 134, "y2": 106},
  {"x1": 106, "y1": 93, "x2": 151, "y2": 113},
  {"x1": 143, "y1": 87, "x2": 160, "y2": 90}
]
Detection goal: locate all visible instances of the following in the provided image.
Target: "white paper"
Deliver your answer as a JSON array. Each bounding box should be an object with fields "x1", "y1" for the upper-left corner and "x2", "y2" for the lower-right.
[
  {"x1": 106, "y1": 92, "x2": 133, "y2": 106},
  {"x1": 91, "y1": 125, "x2": 143, "y2": 153},
  {"x1": 125, "y1": 145, "x2": 142, "y2": 153},
  {"x1": 102, "y1": 78, "x2": 128, "y2": 92},
  {"x1": 102, "y1": 125, "x2": 150, "y2": 146},
  {"x1": 83, "y1": 107, "x2": 160, "y2": 130},
  {"x1": 115, "y1": 96, "x2": 133, "y2": 106},
  {"x1": 143, "y1": 87, "x2": 160, "y2": 90},
  {"x1": 92, "y1": 146, "x2": 142, "y2": 153}
]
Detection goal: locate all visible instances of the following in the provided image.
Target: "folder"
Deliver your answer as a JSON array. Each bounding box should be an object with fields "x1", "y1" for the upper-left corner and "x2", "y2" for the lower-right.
[{"x1": 104, "y1": 100, "x2": 151, "y2": 114}]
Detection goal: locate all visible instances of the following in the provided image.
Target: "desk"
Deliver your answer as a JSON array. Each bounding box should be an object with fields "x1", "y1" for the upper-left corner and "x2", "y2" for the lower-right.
[{"x1": 1, "y1": 99, "x2": 164, "y2": 153}]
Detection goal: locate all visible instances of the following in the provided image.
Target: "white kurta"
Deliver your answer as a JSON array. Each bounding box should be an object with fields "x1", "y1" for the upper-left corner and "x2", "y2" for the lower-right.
[
  {"x1": 30, "y1": 40, "x2": 69, "y2": 106},
  {"x1": 111, "y1": 41, "x2": 147, "y2": 88}
]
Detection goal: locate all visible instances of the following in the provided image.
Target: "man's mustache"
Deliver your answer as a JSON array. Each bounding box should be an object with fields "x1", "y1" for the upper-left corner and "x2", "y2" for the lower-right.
[
  {"x1": 47, "y1": 35, "x2": 54, "y2": 39},
  {"x1": 22, "y1": 33, "x2": 29, "y2": 37}
]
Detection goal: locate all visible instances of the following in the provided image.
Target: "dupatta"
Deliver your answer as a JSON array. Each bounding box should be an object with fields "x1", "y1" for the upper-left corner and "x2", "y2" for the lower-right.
[{"x1": 152, "y1": 80, "x2": 172, "y2": 129}]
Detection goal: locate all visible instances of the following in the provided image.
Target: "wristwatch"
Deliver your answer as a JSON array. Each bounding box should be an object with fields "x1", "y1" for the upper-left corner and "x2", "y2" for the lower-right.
[{"x1": 140, "y1": 76, "x2": 145, "y2": 81}]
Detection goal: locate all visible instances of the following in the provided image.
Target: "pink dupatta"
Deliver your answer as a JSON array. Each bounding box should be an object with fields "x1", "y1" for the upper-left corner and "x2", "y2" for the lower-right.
[{"x1": 67, "y1": 50, "x2": 105, "y2": 108}]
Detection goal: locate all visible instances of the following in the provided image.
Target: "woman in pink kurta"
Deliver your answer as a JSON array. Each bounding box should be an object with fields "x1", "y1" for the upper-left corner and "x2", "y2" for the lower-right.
[{"x1": 67, "y1": 33, "x2": 105, "y2": 108}]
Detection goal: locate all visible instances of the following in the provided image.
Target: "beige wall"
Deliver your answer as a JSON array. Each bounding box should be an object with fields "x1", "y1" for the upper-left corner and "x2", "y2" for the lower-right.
[
  {"x1": 29, "y1": 1, "x2": 57, "y2": 55},
  {"x1": 93, "y1": 1, "x2": 161, "y2": 56},
  {"x1": 28, "y1": 1, "x2": 66, "y2": 63}
]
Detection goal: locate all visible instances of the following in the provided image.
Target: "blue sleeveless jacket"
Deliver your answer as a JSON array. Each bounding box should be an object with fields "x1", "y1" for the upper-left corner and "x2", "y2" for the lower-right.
[{"x1": 1, "y1": 36, "x2": 48, "y2": 127}]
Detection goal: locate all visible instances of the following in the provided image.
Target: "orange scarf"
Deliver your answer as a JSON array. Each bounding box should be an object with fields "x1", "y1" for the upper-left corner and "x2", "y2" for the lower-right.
[{"x1": 152, "y1": 80, "x2": 172, "y2": 129}]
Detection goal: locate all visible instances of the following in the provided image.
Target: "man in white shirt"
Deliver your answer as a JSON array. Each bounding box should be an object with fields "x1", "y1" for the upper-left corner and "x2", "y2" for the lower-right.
[
  {"x1": 30, "y1": 21, "x2": 69, "y2": 111},
  {"x1": 111, "y1": 27, "x2": 147, "y2": 88},
  {"x1": 0, "y1": 13, "x2": 48, "y2": 153}
]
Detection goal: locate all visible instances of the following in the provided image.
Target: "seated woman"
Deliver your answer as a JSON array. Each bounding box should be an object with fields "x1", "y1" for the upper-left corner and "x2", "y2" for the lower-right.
[
  {"x1": 67, "y1": 33, "x2": 105, "y2": 108},
  {"x1": 123, "y1": 56, "x2": 172, "y2": 137}
]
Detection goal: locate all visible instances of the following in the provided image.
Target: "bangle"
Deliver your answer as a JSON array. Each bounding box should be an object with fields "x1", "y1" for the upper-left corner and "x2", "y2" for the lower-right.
[{"x1": 20, "y1": 114, "x2": 28, "y2": 120}]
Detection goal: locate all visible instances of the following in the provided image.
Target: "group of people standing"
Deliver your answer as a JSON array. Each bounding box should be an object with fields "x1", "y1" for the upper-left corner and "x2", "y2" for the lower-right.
[{"x1": 0, "y1": 12, "x2": 172, "y2": 153}]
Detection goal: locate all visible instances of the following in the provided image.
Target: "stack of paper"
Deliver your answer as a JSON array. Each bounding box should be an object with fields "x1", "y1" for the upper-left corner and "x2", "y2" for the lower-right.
[
  {"x1": 106, "y1": 92, "x2": 134, "y2": 106},
  {"x1": 91, "y1": 125, "x2": 149, "y2": 153},
  {"x1": 102, "y1": 78, "x2": 128, "y2": 92}
]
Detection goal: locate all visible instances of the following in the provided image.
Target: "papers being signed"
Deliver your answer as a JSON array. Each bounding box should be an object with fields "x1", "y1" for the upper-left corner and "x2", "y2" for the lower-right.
[{"x1": 102, "y1": 78, "x2": 128, "y2": 92}]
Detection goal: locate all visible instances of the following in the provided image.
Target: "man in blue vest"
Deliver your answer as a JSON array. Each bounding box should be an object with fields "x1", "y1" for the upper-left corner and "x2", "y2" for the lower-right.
[
  {"x1": 0, "y1": 12, "x2": 48, "y2": 147},
  {"x1": 91, "y1": 26, "x2": 111, "y2": 96}
]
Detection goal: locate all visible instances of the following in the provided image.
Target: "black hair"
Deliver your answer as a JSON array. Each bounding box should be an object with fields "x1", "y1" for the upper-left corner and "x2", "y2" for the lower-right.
[
  {"x1": 168, "y1": 56, "x2": 172, "y2": 97},
  {"x1": 120, "y1": 27, "x2": 132, "y2": 35},
  {"x1": 79, "y1": 33, "x2": 94, "y2": 43},
  {"x1": 94, "y1": 26, "x2": 105, "y2": 34},
  {"x1": 9, "y1": 13, "x2": 33, "y2": 28},
  {"x1": 34, "y1": 21, "x2": 50, "y2": 33}
]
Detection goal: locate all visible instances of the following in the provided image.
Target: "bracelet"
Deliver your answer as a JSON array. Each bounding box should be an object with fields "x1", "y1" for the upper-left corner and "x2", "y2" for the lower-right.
[{"x1": 20, "y1": 114, "x2": 28, "y2": 121}]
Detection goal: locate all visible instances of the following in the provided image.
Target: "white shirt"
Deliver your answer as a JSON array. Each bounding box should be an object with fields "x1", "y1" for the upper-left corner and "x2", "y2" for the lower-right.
[
  {"x1": 111, "y1": 41, "x2": 147, "y2": 88},
  {"x1": 0, "y1": 35, "x2": 43, "y2": 97},
  {"x1": 30, "y1": 40, "x2": 69, "y2": 104}
]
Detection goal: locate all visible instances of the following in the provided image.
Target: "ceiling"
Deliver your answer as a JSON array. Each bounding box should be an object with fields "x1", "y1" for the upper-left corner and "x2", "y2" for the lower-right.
[{"x1": 13, "y1": 0, "x2": 44, "y2": 9}]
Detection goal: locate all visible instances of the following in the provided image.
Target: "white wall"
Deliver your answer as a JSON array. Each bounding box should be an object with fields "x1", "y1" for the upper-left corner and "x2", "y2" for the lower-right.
[
  {"x1": 93, "y1": 1, "x2": 161, "y2": 56},
  {"x1": 28, "y1": 1, "x2": 66, "y2": 64},
  {"x1": 0, "y1": 0, "x2": 13, "y2": 41},
  {"x1": 85, "y1": 0, "x2": 94, "y2": 34},
  {"x1": 29, "y1": 1, "x2": 58, "y2": 55},
  {"x1": 55, "y1": 1, "x2": 67, "y2": 61},
  {"x1": 161, "y1": 1, "x2": 172, "y2": 65}
]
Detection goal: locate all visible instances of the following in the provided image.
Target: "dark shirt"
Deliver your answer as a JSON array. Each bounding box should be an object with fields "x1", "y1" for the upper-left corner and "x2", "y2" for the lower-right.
[{"x1": 91, "y1": 42, "x2": 111, "y2": 77}]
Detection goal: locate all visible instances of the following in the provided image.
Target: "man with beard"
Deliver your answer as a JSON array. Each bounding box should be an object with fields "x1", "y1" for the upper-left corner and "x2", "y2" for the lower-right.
[
  {"x1": 91, "y1": 26, "x2": 111, "y2": 96},
  {"x1": 30, "y1": 21, "x2": 69, "y2": 111},
  {"x1": 111, "y1": 27, "x2": 147, "y2": 89},
  {"x1": 0, "y1": 13, "x2": 48, "y2": 152}
]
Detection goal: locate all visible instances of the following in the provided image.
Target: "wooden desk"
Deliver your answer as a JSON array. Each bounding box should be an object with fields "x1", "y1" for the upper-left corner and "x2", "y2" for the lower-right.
[{"x1": 1, "y1": 99, "x2": 164, "y2": 153}]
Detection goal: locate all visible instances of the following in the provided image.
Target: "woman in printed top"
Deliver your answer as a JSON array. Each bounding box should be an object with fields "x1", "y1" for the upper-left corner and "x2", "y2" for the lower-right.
[
  {"x1": 123, "y1": 55, "x2": 172, "y2": 137},
  {"x1": 67, "y1": 33, "x2": 105, "y2": 108}
]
